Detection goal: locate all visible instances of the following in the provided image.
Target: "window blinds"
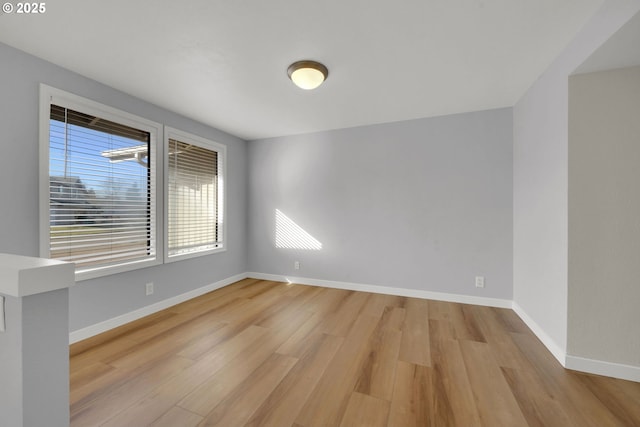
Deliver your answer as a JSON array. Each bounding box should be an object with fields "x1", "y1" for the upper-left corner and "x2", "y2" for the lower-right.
[
  {"x1": 167, "y1": 138, "x2": 220, "y2": 257},
  {"x1": 49, "y1": 105, "x2": 154, "y2": 269}
]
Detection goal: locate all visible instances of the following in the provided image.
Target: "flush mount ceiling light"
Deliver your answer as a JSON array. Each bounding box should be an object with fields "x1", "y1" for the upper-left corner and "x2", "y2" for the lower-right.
[{"x1": 287, "y1": 60, "x2": 329, "y2": 90}]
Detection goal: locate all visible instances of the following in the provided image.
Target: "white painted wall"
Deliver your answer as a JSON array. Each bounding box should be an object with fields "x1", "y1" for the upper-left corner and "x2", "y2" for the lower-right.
[
  {"x1": 513, "y1": 0, "x2": 640, "y2": 362},
  {"x1": 568, "y1": 66, "x2": 640, "y2": 367},
  {"x1": 248, "y1": 109, "x2": 514, "y2": 299}
]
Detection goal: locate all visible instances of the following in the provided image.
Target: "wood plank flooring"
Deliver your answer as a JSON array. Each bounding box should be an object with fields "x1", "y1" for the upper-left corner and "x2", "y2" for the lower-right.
[{"x1": 70, "y1": 278, "x2": 640, "y2": 427}]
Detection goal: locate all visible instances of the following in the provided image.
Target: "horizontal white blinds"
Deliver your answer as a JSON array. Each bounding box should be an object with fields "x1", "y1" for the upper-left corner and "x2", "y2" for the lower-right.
[
  {"x1": 49, "y1": 105, "x2": 154, "y2": 269},
  {"x1": 167, "y1": 138, "x2": 219, "y2": 257}
]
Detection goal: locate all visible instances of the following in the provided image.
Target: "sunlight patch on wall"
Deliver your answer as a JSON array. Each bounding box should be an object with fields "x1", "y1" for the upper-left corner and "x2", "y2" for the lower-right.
[{"x1": 275, "y1": 209, "x2": 322, "y2": 250}]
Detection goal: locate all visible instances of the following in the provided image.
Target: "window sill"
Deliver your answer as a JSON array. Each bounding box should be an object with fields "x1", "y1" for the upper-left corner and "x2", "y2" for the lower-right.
[{"x1": 164, "y1": 245, "x2": 227, "y2": 264}]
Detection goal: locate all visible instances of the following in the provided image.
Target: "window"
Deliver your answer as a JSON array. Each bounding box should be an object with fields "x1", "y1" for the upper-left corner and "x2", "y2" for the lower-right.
[
  {"x1": 40, "y1": 86, "x2": 227, "y2": 279},
  {"x1": 165, "y1": 127, "x2": 225, "y2": 261},
  {"x1": 40, "y1": 85, "x2": 162, "y2": 280}
]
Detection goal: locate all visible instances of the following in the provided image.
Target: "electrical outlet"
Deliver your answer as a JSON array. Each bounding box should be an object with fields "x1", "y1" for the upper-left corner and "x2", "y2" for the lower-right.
[
  {"x1": 475, "y1": 276, "x2": 485, "y2": 288},
  {"x1": 294, "y1": 261, "x2": 300, "y2": 270},
  {"x1": 145, "y1": 282, "x2": 154, "y2": 296}
]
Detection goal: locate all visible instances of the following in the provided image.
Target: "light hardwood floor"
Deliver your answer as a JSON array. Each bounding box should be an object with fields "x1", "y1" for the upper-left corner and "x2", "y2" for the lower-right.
[{"x1": 70, "y1": 278, "x2": 640, "y2": 426}]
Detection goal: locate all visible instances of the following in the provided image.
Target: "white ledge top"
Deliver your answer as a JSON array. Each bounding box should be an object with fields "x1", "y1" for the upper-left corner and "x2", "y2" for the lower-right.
[{"x1": 0, "y1": 253, "x2": 75, "y2": 297}]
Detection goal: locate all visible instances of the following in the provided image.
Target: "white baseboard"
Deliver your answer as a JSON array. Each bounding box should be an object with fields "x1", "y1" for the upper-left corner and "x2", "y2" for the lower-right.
[
  {"x1": 566, "y1": 355, "x2": 640, "y2": 383},
  {"x1": 69, "y1": 271, "x2": 510, "y2": 344},
  {"x1": 69, "y1": 272, "x2": 248, "y2": 344},
  {"x1": 69, "y1": 271, "x2": 640, "y2": 384},
  {"x1": 511, "y1": 301, "x2": 567, "y2": 366},
  {"x1": 247, "y1": 272, "x2": 513, "y2": 308}
]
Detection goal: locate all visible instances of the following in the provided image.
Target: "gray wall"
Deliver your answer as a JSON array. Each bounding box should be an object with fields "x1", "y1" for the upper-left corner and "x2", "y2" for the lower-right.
[
  {"x1": 248, "y1": 109, "x2": 513, "y2": 299},
  {"x1": 568, "y1": 66, "x2": 640, "y2": 366},
  {"x1": 0, "y1": 296, "x2": 23, "y2": 427},
  {"x1": 0, "y1": 42, "x2": 248, "y2": 331},
  {"x1": 22, "y1": 289, "x2": 70, "y2": 427},
  {"x1": 1, "y1": 286, "x2": 70, "y2": 427},
  {"x1": 512, "y1": 0, "x2": 640, "y2": 357}
]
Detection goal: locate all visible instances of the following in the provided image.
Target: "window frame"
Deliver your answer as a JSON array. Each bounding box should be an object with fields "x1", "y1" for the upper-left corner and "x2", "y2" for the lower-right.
[
  {"x1": 163, "y1": 126, "x2": 227, "y2": 263},
  {"x1": 39, "y1": 84, "x2": 164, "y2": 281}
]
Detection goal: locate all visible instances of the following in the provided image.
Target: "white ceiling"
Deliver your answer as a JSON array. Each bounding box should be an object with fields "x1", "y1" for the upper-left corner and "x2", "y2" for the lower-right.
[
  {"x1": 0, "y1": 0, "x2": 604, "y2": 140},
  {"x1": 574, "y1": 9, "x2": 640, "y2": 74}
]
